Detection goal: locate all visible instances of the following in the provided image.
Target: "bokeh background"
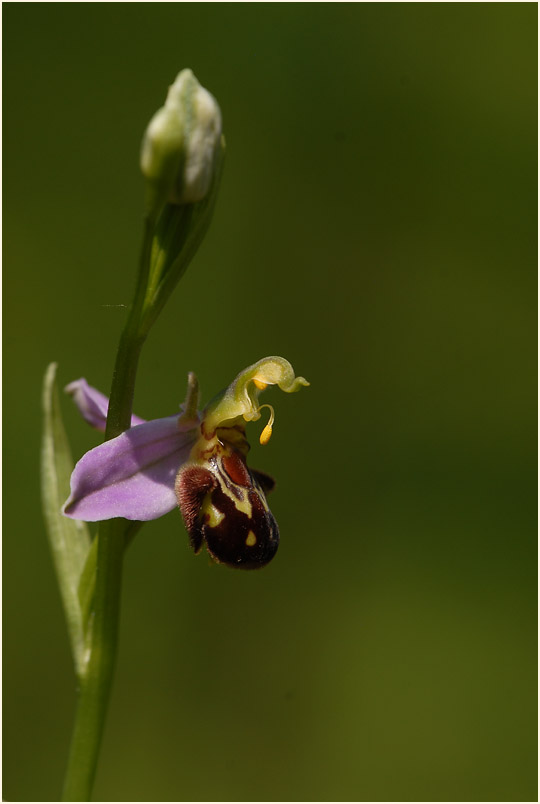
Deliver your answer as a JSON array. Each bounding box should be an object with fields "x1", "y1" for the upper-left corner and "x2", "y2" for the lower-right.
[{"x1": 3, "y1": 4, "x2": 537, "y2": 802}]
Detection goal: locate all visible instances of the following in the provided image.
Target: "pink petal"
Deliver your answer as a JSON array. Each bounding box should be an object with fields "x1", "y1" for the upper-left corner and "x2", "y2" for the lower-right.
[
  {"x1": 63, "y1": 416, "x2": 198, "y2": 521},
  {"x1": 65, "y1": 378, "x2": 146, "y2": 432}
]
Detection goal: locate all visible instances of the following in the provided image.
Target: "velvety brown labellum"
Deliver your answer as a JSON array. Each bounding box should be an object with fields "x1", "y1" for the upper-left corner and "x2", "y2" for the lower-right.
[
  {"x1": 175, "y1": 465, "x2": 216, "y2": 555},
  {"x1": 175, "y1": 449, "x2": 279, "y2": 569}
]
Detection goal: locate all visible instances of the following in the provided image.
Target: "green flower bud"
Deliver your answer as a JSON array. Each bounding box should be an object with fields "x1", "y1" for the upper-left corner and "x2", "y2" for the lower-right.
[{"x1": 141, "y1": 69, "x2": 222, "y2": 210}]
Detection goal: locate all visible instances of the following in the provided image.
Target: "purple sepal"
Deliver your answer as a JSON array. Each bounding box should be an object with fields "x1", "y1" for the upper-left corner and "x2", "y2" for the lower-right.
[
  {"x1": 63, "y1": 416, "x2": 198, "y2": 521},
  {"x1": 65, "y1": 378, "x2": 146, "y2": 432}
]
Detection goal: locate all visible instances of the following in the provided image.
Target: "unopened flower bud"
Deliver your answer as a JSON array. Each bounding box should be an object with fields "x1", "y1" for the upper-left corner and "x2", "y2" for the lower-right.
[{"x1": 141, "y1": 69, "x2": 222, "y2": 209}]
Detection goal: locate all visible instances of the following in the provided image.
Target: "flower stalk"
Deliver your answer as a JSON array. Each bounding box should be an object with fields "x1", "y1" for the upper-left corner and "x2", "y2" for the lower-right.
[
  {"x1": 61, "y1": 214, "x2": 154, "y2": 798},
  {"x1": 56, "y1": 69, "x2": 225, "y2": 801},
  {"x1": 44, "y1": 67, "x2": 307, "y2": 802}
]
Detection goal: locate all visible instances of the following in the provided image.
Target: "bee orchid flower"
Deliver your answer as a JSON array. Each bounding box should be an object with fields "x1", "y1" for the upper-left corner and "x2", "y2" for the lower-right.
[{"x1": 63, "y1": 357, "x2": 309, "y2": 569}]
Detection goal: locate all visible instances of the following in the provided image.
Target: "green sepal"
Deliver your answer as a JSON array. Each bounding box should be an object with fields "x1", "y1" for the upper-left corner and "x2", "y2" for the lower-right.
[{"x1": 41, "y1": 363, "x2": 92, "y2": 678}]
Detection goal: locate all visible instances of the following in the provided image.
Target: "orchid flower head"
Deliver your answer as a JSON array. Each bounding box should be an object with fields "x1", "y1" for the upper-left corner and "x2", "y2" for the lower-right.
[{"x1": 63, "y1": 357, "x2": 309, "y2": 569}]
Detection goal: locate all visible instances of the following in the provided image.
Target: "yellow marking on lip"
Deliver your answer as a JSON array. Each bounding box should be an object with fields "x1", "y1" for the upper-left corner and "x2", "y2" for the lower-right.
[
  {"x1": 219, "y1": 481, "x2": 253, "y2": 518},
  {"x1": 253, "y1": 378, "x2": 267, "y2": 390},
  {"x1": 245, "y1": 531, "x2": 257, "y2": 546},
  {"x1": 206, "y1": 504, "x2": 225, "y2": 527}
]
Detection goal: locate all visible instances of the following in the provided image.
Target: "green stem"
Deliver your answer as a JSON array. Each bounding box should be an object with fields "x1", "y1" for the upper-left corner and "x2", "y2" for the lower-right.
[
  {"x1": 61, "y1": 519, "x2": 125, "y2": 801},
  {"x1": 61, "y1": 216, "x2": 155, "y2": 801},
  {"x1": 106, "y1": 215, "x2": 155, "y2": 439}
]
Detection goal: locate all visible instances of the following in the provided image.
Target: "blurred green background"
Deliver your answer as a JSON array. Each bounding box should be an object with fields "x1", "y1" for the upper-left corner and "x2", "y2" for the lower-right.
[{"x1": 3, "y1": 4, "x2": 537, "y2": 802}]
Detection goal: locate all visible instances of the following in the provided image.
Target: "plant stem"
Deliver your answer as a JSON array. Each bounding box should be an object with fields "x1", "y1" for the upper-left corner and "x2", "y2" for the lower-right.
[
  {"x1": 106, "y1": 215, "x2": 155, "y2": 439},
  {"x1": 61, "y1": 217, "x2": 155, "y2": 801},
  {"x1": 61, "y1": 519, "x2": 125, "y2": 801}
]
